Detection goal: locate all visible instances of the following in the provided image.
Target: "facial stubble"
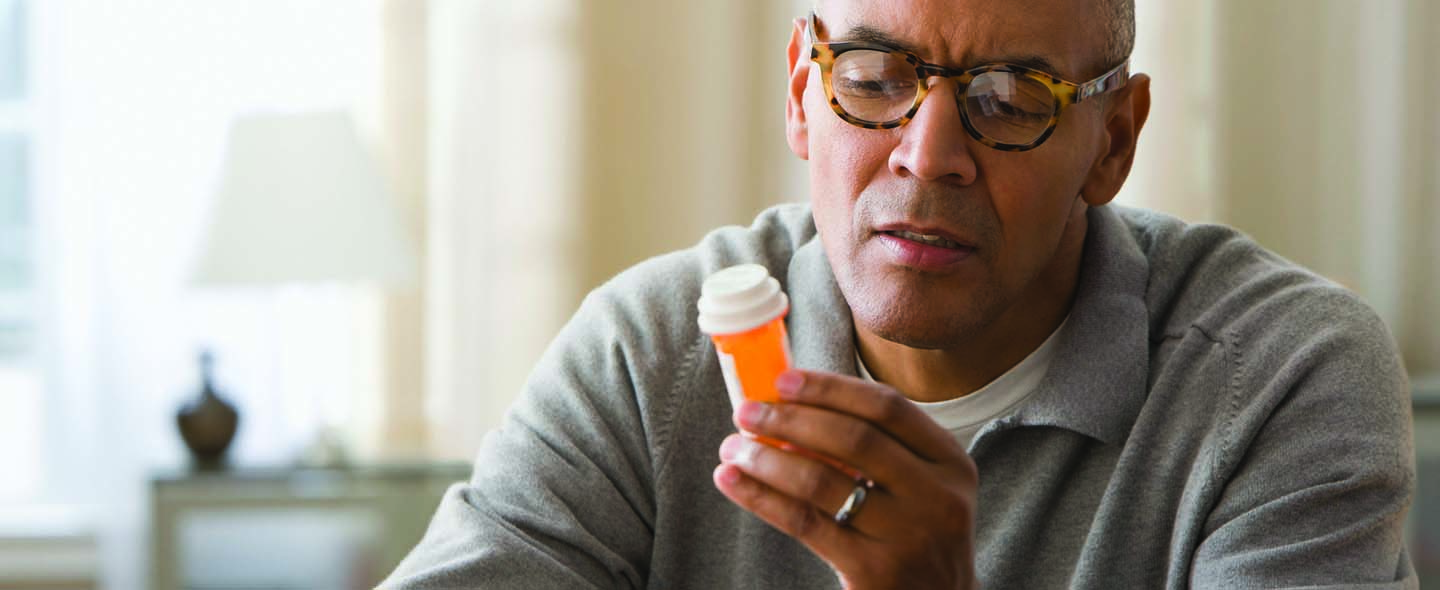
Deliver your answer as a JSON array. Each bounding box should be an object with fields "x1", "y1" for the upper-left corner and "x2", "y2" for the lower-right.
[{"x1": 829, "y1": 185, "x2": 1011, "y2": 350}]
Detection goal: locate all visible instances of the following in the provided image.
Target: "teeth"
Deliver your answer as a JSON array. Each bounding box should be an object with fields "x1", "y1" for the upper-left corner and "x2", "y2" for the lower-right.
[{"x1": 892, "y1": 230, "x2": 962, "y2": 249}]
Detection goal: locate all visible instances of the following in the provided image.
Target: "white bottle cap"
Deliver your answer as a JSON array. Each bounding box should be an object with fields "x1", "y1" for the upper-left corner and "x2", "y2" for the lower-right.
[{"x1": 697, "y1": 264, "x2": 789, "y2": 335}]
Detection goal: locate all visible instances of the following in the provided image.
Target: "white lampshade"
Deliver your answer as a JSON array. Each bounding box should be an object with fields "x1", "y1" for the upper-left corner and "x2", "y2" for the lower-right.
[{"x1": 191, "y1": 111, "x2": 417, "y2": 288}]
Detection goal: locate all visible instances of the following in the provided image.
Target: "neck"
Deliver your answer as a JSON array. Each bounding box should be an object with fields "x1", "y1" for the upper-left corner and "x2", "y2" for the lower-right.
[{"x1": 856, "y1": 204, "x2": 1088, "y2": 402}]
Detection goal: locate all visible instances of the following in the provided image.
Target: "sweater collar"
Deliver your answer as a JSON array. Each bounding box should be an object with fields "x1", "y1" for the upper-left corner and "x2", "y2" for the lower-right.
[
  {"x1": 1010, "y1": 205, "x2": 1150, "y2": 445},
  {"x1": 785, "y1": 205, "x2": 1150, "y2": 446},
  {"x1": 785, "y1": 232, "x2": 859, "y2": 378}
]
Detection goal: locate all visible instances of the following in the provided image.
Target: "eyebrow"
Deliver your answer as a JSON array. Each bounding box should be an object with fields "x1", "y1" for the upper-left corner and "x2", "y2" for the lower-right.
[{"x1": 838, "y1": 22, "x2": 1065, "y2": 78}]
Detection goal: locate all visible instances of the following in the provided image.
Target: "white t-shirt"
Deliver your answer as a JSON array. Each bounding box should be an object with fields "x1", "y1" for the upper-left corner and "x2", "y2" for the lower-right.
[{"x1": 855, "y1": 318, "x2": 1067, "y2": 450}]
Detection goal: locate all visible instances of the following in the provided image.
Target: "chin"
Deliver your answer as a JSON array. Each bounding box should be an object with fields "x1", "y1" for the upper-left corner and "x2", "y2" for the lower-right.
[{"x1": 843, "y1": 275, "x2": 996, "y2": 350}]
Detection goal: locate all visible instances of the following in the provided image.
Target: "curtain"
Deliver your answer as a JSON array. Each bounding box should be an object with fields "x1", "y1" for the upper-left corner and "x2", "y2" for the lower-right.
[
  {"x1": 423, "y1": 0, "x2": 804, "y2": 457},
  {"x1": 374, "y1": 0, "x2": 429, "y2": 460}
]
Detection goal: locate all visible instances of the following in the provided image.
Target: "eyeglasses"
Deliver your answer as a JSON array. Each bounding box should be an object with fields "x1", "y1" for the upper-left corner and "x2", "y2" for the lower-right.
[{"x1": 806, "y1": 12, "x2": 1129, "y2": 152}]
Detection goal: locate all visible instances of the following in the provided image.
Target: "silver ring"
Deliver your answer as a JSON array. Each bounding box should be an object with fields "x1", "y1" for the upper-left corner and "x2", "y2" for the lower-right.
[{"x1": 834, "y1": 481, "x2": 870, "y2": 527}]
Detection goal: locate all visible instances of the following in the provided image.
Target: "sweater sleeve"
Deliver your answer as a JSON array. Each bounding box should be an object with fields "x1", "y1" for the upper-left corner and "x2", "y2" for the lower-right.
[
  {"x1": 378, "y1": 288, "x2": 666, "y2": 589},
  {"x1": 1189, "y1": 292, "x2": 1418, "y2": 589}
]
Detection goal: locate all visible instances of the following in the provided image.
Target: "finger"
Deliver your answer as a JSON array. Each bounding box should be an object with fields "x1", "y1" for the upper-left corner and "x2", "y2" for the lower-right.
[
  {"x1": 712, "y1": 462, "x2": 872, "y2": 565},
  {"x1": 741, "y1": 432, "x2": 866, "y2": 481},
  {"x1": 775, "y1": 369, "x2": 965, "y2": 463},
  {"x1": 734, "y1": 400, "x2": 930, "y2": 491},
  {"x1": 718, "y1": 434, "x2": 895, "y2": 535}
]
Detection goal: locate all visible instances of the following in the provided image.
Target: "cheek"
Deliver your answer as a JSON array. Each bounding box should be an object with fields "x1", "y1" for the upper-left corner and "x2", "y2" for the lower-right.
[
  {"x1": 984, "y1": 154, "x2": 1085, "y2": 266},
  {"x1": 992, "y1": 167, "x2": 1063, "y2": 222},
  {"x1": 809, "y1": 127, "x2": 890, "y2": 190},
  {"x1": 805, "y1": 92, "x2": 895, "y2": 237}
]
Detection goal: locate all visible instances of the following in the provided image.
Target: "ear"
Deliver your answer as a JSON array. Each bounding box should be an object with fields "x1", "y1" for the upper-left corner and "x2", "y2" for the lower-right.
[
  {"x1": 1078, "y1": 73, "x2": 1151, "y2": 207},
  {"x1": 785, "y1": 17, "x2": 811, "y2": 160}
]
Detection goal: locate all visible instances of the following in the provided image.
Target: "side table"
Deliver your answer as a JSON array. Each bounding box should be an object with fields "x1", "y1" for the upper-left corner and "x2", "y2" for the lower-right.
[{"x1": 148, "y1": 462, "x2": 469, "y2": 590}]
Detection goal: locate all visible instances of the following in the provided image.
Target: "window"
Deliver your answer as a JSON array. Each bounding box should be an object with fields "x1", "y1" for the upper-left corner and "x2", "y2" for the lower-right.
[
  {"x1": 0, "y1": 0, "x2": 43, "y2": 501},
  {"x1": 0, "y1": 133, "x2": 33, "y2": 353},
  {"x1": 0, "y1": 0, "x2": 23, "y2": 100}
]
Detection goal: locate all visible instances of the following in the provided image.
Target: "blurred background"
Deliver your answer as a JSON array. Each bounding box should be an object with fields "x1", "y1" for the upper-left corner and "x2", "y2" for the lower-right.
[{"x1": 0, "y1": 0, "x2": 1435, "y2": 588}]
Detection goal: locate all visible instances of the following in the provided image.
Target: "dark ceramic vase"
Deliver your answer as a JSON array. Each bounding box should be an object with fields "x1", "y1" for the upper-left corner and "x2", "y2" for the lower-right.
[{"x1": 176, "y1": 350, "x2": 239, "y2": 468}]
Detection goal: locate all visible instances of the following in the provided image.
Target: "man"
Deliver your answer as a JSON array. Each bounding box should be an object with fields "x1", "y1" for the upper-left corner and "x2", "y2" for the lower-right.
[{"x1": 384, "y1": 0, "x2": 1416, "y2": 587}]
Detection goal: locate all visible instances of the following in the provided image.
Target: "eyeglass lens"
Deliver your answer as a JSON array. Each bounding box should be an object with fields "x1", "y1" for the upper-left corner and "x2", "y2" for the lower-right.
[{"x1": 831, "y1": 49, "x2": 1058, "y2": 145}]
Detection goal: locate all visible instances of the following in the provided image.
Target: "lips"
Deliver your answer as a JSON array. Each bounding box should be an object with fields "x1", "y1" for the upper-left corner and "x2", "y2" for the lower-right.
[
  {"x1": 871, "y1": 223, "x2": 977, "y2": 271},
  {"x1": 881, "y1": 229, "x2": 965, "y2": 250},
  {"x1": 872, "y1": 223, "x2": 976, "y2": 250}
]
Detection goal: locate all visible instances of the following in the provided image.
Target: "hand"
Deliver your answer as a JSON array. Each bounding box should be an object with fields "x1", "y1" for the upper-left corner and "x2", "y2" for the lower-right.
[{"x1": 713, "y1": 369, "x2": 980, "y2": 590}]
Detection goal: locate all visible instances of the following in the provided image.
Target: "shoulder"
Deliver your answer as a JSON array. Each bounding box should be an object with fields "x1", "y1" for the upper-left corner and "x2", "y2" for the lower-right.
[
  {"x1": 1118, "y1": 205, "x2": 1407, "y2": 442},
  {"x1": 1115, "y1": 205, "x2": 1392, "y2": 355}
]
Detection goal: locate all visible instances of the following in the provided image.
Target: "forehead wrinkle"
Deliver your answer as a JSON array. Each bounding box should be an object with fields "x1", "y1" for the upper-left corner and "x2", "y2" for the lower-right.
[{"x1": 832, "y1": 17, "x2": 1067, "y2": 78}]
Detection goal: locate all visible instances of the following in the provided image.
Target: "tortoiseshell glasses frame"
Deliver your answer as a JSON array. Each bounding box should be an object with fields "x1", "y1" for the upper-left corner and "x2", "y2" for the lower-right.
[{"x1": 806, "y1": 11, "x2": 1129, "y2": 152}]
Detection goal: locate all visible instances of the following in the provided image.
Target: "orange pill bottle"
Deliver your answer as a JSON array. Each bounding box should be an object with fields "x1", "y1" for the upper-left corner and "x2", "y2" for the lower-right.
[
  {"x1": 697, "y1": 264, "x2": 792, "y2": 407},
  {"x1": 697, "y1": 264, "x2": 861, "y2": 479}
]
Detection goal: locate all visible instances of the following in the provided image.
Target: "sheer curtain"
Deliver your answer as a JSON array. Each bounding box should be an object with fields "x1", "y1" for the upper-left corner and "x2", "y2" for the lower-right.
[{"x1": 423, "y1": 0, "x2": 804, "y2": 457}]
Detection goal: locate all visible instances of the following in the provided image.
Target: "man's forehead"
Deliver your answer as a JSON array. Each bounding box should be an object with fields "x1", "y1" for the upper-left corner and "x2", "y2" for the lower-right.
[{"x1": 816, "y1": 0, "x2": 1099, "y2": 79}]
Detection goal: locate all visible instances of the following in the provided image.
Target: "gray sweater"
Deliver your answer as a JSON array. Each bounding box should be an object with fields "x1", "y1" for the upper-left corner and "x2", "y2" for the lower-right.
[{"x1": 383, "y1": 204, "x2": 1417, "y2": 589}]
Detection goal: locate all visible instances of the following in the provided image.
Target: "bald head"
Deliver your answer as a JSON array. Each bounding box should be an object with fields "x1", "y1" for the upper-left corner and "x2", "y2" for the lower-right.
[{"x1": 813, "y1": 0, "x2": 1135, "y2": 77}]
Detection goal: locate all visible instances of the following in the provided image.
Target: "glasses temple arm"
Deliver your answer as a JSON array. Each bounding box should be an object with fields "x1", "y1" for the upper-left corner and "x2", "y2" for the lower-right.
[{"x1": 1077, "y1": 60, "x2": 1130, "y2": 103}]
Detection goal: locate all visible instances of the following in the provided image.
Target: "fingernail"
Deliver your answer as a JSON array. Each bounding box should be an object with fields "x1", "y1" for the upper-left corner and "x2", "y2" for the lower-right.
[
  {"x1": 775, "y1": 370, "x2": 804, "y2": 397},
  {"x1": 726, "y1": 436, "x2": 758, "y2": 468},
  {"x1": 735, "y1": 401, "x2": 768, "y2": 429},
  {"x1": 719, "y1": 435, "x2": 742, "y2": 462},
  {"x1": 714, "y1": 464, "x2": 740, "y2": 485}
]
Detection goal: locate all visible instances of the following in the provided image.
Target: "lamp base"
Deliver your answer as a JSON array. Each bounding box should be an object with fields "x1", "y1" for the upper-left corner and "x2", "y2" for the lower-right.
[{"x1": 176, "y1": 350, "x2": 239, "y2": 467}]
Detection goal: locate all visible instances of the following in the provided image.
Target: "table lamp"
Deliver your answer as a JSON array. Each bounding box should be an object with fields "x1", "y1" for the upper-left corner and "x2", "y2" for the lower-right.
[{"x1": 186, "y1": 110, "x2": 417, "y2": 467}]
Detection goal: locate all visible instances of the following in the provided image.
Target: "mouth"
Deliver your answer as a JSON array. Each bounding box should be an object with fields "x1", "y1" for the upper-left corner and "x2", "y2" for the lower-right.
[
  {"x1": 871, "y1": 224, "x2": 978, "y2": 271},
  {"x1": 873, "y1": 224, "x2": 976, "y2": 250},
  {"x1": 879, "y1": 229, "x2": 967, "y2": 250}
]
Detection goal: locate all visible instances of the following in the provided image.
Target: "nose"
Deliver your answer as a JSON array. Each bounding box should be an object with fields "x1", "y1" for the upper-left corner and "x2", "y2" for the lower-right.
[{"x1": 887, "y1": 78, "x2": 979, "y2": 185}]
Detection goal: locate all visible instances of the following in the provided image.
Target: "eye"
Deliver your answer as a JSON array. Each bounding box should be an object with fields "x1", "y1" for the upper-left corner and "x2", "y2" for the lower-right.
[
  {"x1": 836, "y1": 76, "x2": 916, "y2": 99},
  {"x1": 993, "y1": 100, "x2": 1050, "y2": 122},
  {"x1": 832, "y1": 49, "x2": 916, "y2": 100},
  {"x1": 964, "y1": 72, "x2": 1055, "y2": 126}
]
